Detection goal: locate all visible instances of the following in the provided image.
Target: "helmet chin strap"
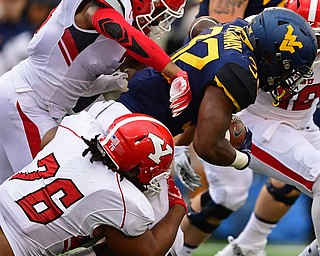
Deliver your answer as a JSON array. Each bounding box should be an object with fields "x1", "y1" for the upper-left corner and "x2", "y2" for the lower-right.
[{"x1": 271, "y1": 87, "x2": 287, "y2": 106}]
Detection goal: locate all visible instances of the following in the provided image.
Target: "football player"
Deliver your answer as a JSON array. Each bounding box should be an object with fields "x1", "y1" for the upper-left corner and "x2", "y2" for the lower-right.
[
  {"x1": 175, "y1": 1, "x2": 320, "y2": 256},
  {"x1": 0, "y1": 101, "x2": 186, "y2": 256},
  {"x1": 0, "y1": 0, "x2": 190, "y2": 183},
  {"x1": 33, "y1": 8, "x2": 317, "y2": 255},
  {"x1": 117, "y1": 8, "x2": 316, "y2": 242},
  {"x1": 215, "y1": 1, "x2": 320, "y2": 255},
  {"x1": 117, "y1": 6, "x2": 315, "y2": 168}
]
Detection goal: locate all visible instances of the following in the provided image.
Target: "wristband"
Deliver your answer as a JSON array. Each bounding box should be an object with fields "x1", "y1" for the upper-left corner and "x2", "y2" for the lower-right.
[{"x1": 230, "y1": 150, "x2": 249, "y2": 170}]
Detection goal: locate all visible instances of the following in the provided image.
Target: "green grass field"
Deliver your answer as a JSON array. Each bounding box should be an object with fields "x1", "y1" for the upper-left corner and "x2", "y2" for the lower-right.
[{"x1": 193, "y1": 241, "x2": 307, "y2": 256}]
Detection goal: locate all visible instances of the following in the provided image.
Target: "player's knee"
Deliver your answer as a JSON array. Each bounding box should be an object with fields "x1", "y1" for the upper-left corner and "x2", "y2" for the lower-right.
[
  {"x1": 222, "y1": 187, "x2": 250, "y2": 211},
  {"x1": 265, "y1": 178, "x2": 300, "y2": 206},
  {"x1": 186, "y1": 191, "x2": 233, "y2": 233}
]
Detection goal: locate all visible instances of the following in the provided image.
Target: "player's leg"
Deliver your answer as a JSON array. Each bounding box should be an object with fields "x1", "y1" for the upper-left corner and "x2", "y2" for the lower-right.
[
  {"x1": 0, "y1": 72, "x2": 58, "y2": 182},
  {"x1": 216, "y1": 178, "x2": 300, "y2": 256},
  {"x1": 216, "y1": 110, "x2": 320, "y2": 256},
  {"x1": 0, "y1": 72, "x2": 34, "y2": 181},
  {"x1": 247, "y1": 116, "x2": 320, "y2": 253},
  {"x1": 179, "y1": 161, "x2": 253, "y2": 256},
  {"x1": 299, "y1": 176, "x2": 320, "y2": 256}
]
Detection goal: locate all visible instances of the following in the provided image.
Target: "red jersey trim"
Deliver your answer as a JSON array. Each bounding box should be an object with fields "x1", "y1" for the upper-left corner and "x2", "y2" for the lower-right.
[
  {"x1": 116, "y1": 173, "x2": 127, "y2": 228},
  {"x1": 92, "y1": 7, "x2": 171, "y2": 72},
  {"x1": 16, "y1": 102, "x2": 41, "y2": 159},
  {"x1": 58, "y1": 28, "x2": 79, "y2": 66},
  {"x1": 251, "y1": 143, "x2": 314, "y2": 191}
]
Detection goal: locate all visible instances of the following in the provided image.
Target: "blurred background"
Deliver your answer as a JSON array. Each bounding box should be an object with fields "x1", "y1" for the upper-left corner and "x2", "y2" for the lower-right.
[{"x1": 0, "y1": 0, "x2": 314, "y2": 254}]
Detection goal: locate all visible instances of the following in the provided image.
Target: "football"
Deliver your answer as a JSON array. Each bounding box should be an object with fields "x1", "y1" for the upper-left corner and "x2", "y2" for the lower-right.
[{"x1": 225, "y1": 115, "x2": 247, "y2": 149}]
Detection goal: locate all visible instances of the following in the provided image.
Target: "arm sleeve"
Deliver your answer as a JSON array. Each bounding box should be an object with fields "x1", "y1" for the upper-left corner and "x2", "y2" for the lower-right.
[{"x1": 91, "y1": 7, "x2": 171, "y2": 72}]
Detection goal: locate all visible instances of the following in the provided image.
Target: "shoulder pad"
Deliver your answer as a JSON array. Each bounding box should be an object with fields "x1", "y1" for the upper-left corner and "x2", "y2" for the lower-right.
[{"x1": 216, "y1": 62, "x2": 258, "y2": 110}]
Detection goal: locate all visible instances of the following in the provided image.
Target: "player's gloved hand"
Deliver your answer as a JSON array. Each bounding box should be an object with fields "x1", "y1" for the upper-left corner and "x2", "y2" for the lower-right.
[
  {"x1": 174, "y1": 146, "x2": 202, "y2": 191},
  {"x1": 234, "y1": 127, "x2": 252, "y2": 170},
  {"x1": 169, "y1": 71, "x2": 192, "y2": 117},
  {"x1": 239, "y1": 127, "x2": 252, "y2": 152},
  {"x1": 104, "y1": 71, "x2": 128, "y2": 90},
  {"x1": 167, "y1": 174, "x2": 187, "y2": 213},
  {"x1": 84, "y1": 72, "x2": 128, "y2": 97},
  {"x1": 97, "y1": 72, "x2": 128, "y2": 89}
]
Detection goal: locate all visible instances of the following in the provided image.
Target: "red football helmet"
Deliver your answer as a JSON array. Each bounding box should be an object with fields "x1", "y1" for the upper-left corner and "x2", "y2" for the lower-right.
[
  {"x1": 286, "y1": 0, "x2": 320, "y2": 35},
  {"x1": 97, "y1": 113, "x2": 174, "y2": 193},
  {"x1": 132, "y1": 0, "x2": 186, "y2": 39}
]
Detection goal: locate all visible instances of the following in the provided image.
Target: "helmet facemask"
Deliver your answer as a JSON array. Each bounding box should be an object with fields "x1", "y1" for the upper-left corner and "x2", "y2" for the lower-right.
[
  {"x1": 247, "y1": 8, "x2": 317, "y2": 105},
  {"x1": 258, "y1": 53, "x2": 313, "y2": 104},
  {"x1": 133, "y1": 0, "x2": 185, "y2": 39}
]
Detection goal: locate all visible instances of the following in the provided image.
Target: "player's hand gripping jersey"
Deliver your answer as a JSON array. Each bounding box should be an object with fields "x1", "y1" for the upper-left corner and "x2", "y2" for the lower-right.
[{"x1": 119, "y1": 19, "x2": 258, "y2": 136}]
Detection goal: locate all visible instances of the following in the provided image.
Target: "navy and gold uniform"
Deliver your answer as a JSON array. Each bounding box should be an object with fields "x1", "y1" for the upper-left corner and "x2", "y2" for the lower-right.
[
  {"x1": 118, "y1": 19, "x2": 258, "y2": 136},
  {"x1": 196, "y1": 0, "x2": 286, "y2": 19}
]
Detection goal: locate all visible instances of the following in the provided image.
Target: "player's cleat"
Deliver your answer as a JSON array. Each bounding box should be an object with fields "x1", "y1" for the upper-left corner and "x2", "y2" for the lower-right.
[{"x1": 215, "y1": 236, "x2": 267, "y2": 256}]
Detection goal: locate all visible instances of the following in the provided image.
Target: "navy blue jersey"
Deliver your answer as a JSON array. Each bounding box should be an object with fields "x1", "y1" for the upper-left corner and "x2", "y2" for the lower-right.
[
  {"x1": 196, "y1": 0, "x2": 286, "y2": 19},
  {"x1": 118, "y1": 19, "x2": 258, "y2": 136}
]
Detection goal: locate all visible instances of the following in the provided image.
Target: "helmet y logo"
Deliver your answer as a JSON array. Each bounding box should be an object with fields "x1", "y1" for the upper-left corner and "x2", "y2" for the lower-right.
[
  {"x1": 148, "y1": 133, "x2": 173, "y2": 164},
  {"x1": 280, "y1": 25, "x2": 303, "y2": 53}
]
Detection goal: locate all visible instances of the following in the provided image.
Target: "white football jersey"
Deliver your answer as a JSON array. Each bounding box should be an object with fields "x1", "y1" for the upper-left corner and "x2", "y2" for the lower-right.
[
  {"x1": 246, "y1": 60, "x2": 320, "y2": 129},
  {"x1": 0, "y1": 104, "x2": 159, "y2": 256},
  {"x1": 11, "y1": 0, "x2": 133, "y2": 119}
]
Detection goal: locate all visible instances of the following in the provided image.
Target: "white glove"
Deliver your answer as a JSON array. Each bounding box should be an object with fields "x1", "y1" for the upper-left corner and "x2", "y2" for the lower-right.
[
  {"x1": 83, "y1": 72, "x2": 128, "y2": 97},
  {"x1": 173, "y1": 146, "x2": 202, "y2": 191}
]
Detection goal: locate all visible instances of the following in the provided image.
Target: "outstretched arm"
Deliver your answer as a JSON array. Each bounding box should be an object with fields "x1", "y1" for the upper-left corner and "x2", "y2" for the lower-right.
[{"x1": 81, "y1": 2, "x2": 192, "y2": 116}]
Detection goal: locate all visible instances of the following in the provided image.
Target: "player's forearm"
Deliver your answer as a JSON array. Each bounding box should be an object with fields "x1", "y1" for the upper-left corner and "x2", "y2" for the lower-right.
[
  {"x1": 150, "y1": 204, "x2": 185, "y2": 255},
  {"x1": 91, "y1": 7, "x2": 171, "y2": 73}
]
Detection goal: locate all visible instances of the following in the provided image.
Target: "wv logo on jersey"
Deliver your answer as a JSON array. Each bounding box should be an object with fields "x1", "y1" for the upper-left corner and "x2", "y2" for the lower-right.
[{"x1": 279, "y1": 25, "x2": 303, "y2": 53}]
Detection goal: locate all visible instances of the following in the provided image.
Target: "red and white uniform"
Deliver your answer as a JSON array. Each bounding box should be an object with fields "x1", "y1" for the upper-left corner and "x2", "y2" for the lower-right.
[
  {"x1": 15, "y1": 0, "x2": 133, "y2": 119},
  {"x1": 244, "y1": 62, "x2": 320, "y2": 197},
  {"x1": 0, "y1": 0, "x2": 133, "y2": 181},
  {"x1": 0, "y1": 101, "x2": 182, "y2": 256},
  {"x1": 203, "y1": 56, "x2": 320, "y2": 211}
]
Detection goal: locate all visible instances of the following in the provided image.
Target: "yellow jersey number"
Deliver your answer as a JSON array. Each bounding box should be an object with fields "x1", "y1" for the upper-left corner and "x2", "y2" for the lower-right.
[{"x1": 170, "y1": 26, "x2": 223, "y2": 70}]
